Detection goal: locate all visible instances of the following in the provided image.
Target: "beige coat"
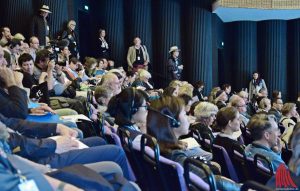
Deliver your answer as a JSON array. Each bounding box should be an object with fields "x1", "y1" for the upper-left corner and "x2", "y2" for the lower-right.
[{"x1": 126, "y1": 45, "x2": 150, "y2": 69}]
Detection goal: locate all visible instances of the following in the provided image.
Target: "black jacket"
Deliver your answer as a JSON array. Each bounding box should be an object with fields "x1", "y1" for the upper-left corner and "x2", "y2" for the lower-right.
[
  {"x1": 0, "y1": 86, "x2": 28, "y2": 119},
  {"x1": 61, "y1": 29, "x2": 79, "y2": 57},
  {"x1": 30, "y1": 15, "x2": 49, "y2": 46}
]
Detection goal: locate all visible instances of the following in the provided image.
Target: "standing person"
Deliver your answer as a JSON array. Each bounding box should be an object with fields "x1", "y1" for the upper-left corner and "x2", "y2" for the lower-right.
[
  {"x1": 30, "y1": 5, "x2": 52, "y2": 47},
  {"x1": 61, "y1": 20, "x2": 79, "y2": 58},
  {"x1": 249, "y1": 71, "x2": 267, "y2": 101},
  {"x1": 167, "y1": 46, "x2": 183, "y2": 84},
  {"x1": 127, "y1": 37, "x2": 150, "y2": 72},
  {"x1": 98, "y1": 29, "x2": 110, "y2": 59}
]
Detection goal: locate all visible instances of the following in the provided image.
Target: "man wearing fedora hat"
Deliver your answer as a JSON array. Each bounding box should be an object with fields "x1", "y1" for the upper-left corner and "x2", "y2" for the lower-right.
[
  {"x1": 167, "y1": 45, "x2": 183, "y2": 83},
  {"x1": 30, "y1": 5, "x2": 52, "y2": 47}
]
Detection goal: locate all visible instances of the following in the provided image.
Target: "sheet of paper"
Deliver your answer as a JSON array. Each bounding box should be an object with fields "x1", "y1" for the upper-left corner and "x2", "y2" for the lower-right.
[
  {"x1": 60, "y1": 114, "x2": 92, "y2": 123},
  {"x1": 49, "y1": 136, "x2": 89, "y2": 149},
  {"x1": 180, "y1": 137, "x2": 200, "y2": 149}
]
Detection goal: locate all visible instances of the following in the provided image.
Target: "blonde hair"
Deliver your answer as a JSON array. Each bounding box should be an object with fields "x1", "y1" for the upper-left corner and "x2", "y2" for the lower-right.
[
  {"x1": 289, "y1": 123, "x2": 300, "y2": 176},
  {"x1": 178, "y1": 83, "x2": 194, "y2": 98},
  {"x1": 138, "y1": 69, "x2": 151, "y2": 79},
  {"x1": 281, "y1": 103, "x2": 296, "y2": 116},
  {"x1": 194, "y1": 102, "x2": 218, "y2": 119}
]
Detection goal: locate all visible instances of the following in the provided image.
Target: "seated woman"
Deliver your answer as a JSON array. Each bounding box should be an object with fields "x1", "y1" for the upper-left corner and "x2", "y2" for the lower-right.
[
  {"x1": 131, "y1": 69, "x2": 153, "y2": 91},
  {"x1": 214, "y1": 107, "x2": 245, "y2": 158},
  {"x1": 147, "y1": 96, "x2": 240, "y2": 191},
  {"x1": 107, "y1": 87, "x2": 148, "y2": 143},
  {"x1": 84, "y1": 57, "x2": 98, "y2": 77},
  {"x1": 190, "y1": 102, "x2": 219, "y2": 142},
  {"x1": 280, "y1": 103, "x2": 300, "y2": 145}
]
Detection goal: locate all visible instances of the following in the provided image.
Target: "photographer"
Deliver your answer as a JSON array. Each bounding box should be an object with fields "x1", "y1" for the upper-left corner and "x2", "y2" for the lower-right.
[{"x1": 64, "y1": 57, "x2": 89, "y2": 82}]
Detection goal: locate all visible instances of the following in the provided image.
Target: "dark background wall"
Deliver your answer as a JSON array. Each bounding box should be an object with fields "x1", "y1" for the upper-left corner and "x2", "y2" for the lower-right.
[{"x1": 0, "y1": 0, "x2": 299, "y2": 100}]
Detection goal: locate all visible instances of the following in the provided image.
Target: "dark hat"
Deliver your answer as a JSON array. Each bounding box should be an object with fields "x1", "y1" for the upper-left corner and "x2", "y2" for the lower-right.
[{"x1": 216, "y1": 90, "x2": 225, "y2": 98}]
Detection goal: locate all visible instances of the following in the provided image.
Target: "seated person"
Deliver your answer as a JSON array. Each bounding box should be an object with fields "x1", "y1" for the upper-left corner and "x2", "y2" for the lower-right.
[
  {"x1": 84, "y1": 57, "x2": 98, "y2": 77},
  {"x1": 245, "y1": 114, "x2": 286, "y2": 171},
  {"x1": 190, "y1": 101, "x2": 218, "y2": 141},
  {"x1": 267, "y1": 123, "x2": 300, "y2": 189},
  {"x1": 94, "y1": 58, "x2": 107, "y2": 76},
  {"x1": 64, "y1": 57, "x2": 89, "y2": 82},
  {"x1": 0, "y1": 113, "x2": 132, "y2": 180},
  {"x1": 256, "y1": 97, "x2": 271, "y2": 114},
  {"x1": 214, "y1": 107, "x2": 244, "y2": 157},
  {"x1": 268, "y1": 98, "x2": 283, "y2": 123},
  {"x1": 107, "y1": 87, "x2": 148, "y2": 142},
  {"x1": 147, "y1": 96, "x2": 240, "y2": 191},
  {"x1": 214, "y1": 90, "x2": 228, "y2": 109},
  {"x1": 280, "y1": 103, "x2": 300, "y2": 145},
  {"x1": 0, "y1": 120, "x2": 131, "y2": 191},
  {"x1": 131, "y1": 69, "x2": 153, "y2": 91}
]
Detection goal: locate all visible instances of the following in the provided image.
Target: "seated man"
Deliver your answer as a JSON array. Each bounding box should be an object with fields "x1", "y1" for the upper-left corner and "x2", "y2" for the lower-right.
[
  {"x1": 245, "y1": 114, "x2": 286, "y2": 171},
  {"x1": 0, "y1": 112, "x2": 132, "y2": 180}
]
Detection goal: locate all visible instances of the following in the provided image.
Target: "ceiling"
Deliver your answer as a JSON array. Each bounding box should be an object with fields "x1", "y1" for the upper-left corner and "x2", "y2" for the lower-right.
[{"x1": 213, "y1": 7, "x2": 300, "y2": 22}]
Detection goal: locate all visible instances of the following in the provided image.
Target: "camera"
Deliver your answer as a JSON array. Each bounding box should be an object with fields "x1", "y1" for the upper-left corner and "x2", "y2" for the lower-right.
[{"x1": 48, "y1": 39, "x2": 69, "y2": 65}]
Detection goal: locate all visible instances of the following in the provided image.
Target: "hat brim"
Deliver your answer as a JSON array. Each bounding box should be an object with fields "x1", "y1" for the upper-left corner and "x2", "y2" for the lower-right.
[
  {"x1": 40, "y1": 9, "x2": 52, "y2": 13},
  {"x1": 169, "y1": 49, "x2": 181, "y2": 53}
]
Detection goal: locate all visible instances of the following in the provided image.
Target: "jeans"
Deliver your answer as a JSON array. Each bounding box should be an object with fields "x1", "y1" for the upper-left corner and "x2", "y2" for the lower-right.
[{"x1": 37, "y1": 137, "x2": 131, "y2": 180}]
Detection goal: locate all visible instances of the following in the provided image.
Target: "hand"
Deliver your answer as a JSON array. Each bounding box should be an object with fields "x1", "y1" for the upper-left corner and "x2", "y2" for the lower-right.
[
  {"x1": 178, "y1": 65, "x2": 184, "y2": 70},
  {"x1": 56, "y1": 124, "x2": 78, "y2": 138},
  {"x1": 55, "y1": 136, "x2": 79, "y2": 154},
  {"x1": 0, "y1": 67, "x2": 16, "y2": 87},
  {"x1": 47, "y1": 60, "x2": 55, "y2": 71},
  {"x1": 63, "y1": 183, "x2": 84, "y2": 191},
  {"x1": 272, "y1": 137, "x2": 283, "y2": 153},
  {"x1": 30, "y1": 105, "x2": 56, "y2": 115},
  {"x1": 13, "y1": 71, "x2": 23, "y2": 87},
  {"x1": 39, "y1": 72, "x2": 48, "y2": 83}
]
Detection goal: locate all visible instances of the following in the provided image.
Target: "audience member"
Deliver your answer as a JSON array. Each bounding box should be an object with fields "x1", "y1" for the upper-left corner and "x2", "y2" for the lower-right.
[
  {"x1": 280, "y1": 103, "x2": 300, "y2": 145},
  {"x1": 245, "y1": 114, "x2": 285, "y2": 171},
  {"x1": 61, "y1": 20, "x2": 79, "y2": 58},
  {"x1": 193, "y1": 81, "x2": 208, "y2": 101},
  {"x1": 0, "y1": 27, "x2": 12, "y2": 47},
  {"x1": 214, "y1": 107, "x2": 244, "y2": 157},
  {"x1": 127, "y1": 37, "x2": 150, "y2": 72},
  {"x1": 29, "y1": 36, "x2": 40, "y2": 61},
  {"x1": 98, "y1": 29, "x2": 110, "y2": 59},
  {"x1": 30, "y1": 5, "x2": 51, "y2": 46},
  {"x1": 167, "y1": 46, "x2": 183, "y2": 83},
  {"x1": 249, "y1": 71, "x2": 267, "y2": 101},
  {"x1": 268, "y1": 98, "x2": 283, "y2": 123}
]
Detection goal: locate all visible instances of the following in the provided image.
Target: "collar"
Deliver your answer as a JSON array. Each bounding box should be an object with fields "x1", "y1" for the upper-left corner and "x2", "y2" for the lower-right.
[
  {"x1": 251, "y1": 142, "x2": 272, "y2": 152},
  {"x1": 217, "y1": 132, "x2": 238, "y2": 141}
]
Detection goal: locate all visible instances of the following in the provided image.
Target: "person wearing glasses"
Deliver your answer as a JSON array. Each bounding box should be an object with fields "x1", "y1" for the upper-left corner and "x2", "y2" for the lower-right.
[{"x1": 61, "y1": 20, "x2": 79, "y2": 58}]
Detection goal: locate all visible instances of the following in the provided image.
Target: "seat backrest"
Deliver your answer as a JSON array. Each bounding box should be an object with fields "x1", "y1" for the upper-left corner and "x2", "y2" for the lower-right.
[
  {"x1": 140, "y1": 134, "x2": 186, "y2": 191},
  {"x1": 245, "y1": 154, "x2": 274, "y2": 184},
  {"x1": 184, "y1": 158, "x2": 216, "y2": 191},
  {"x1": 232, "y1": 144, "x2": 250, "y2": 182},
  {"x1": 212, "y1": 144, "x2": 239, "y2": 182},
  {"x1": 190, "y1": 129, "x2": 212, "y2": 152}
]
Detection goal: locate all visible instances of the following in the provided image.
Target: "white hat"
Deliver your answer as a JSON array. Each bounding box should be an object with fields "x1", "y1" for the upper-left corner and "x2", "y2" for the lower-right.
[
  {"x1": 40, "y1": 5, "x2": 52, "y2": 13},
  {"x1": 169, "y1": 46, "x2": 180, "y2": 53}
]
